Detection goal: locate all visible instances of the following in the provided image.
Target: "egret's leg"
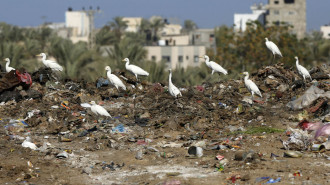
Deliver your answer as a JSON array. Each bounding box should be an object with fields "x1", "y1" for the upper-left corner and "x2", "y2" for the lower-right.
[{"x1": 212, "y1": 70, "x2": 214, "y2": 75}]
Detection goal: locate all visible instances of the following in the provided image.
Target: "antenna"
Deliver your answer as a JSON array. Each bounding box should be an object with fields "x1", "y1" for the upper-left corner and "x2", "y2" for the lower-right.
[{"x1": 82, "y1": 6, "x2": 101, "y2": 49}]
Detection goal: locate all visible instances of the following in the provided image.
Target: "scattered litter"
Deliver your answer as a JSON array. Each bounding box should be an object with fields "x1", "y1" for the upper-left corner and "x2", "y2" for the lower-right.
[
  {"x1": 22, "y1": 137, "x2": 37, "y2": 150},
  {"x1": 188, "y1": 146, "x2": 203, "y2": 157}
]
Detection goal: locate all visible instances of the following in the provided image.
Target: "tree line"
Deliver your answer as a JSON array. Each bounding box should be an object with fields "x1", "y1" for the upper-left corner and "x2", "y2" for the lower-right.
[{"x1": 0, "y1": 19, "x2": 329, "y2": 86}]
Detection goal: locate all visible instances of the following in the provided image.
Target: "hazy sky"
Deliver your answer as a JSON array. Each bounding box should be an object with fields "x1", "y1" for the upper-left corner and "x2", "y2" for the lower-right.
[{"x1": 0, "y1": 0, "x2": 329, "y2": 31}]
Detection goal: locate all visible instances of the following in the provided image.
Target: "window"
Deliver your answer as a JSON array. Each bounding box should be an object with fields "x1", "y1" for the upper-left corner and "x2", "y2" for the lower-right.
[
  {"x1": 284, "y1": 0, "x2": 294, "y2": 4},
  {"x1": 162, "y1": 56, "x2": 171, "y2": 62},
  {"x1": 274, "y1": 10, "x2": 280, "y2": 15},
  {"x1": 186, "y1": 56, "x2": 189, "y2": 60},
  {"x1": 178, "y1": 56, "x2": 183, "y2": 63},
  {"x1": 209, "y1": 34, "x2": 214, "y2": 42},
  {"x1": 274, "y1": 0, "x2": 279, "y2": 4},
  {"x1": 288, "y1": 11, "x2": 295, "y2": 15},
  {"x1": 151, "y1": 56, "x2": 156, "y2": 61},
  {"x1": 194, "y1": 55, "x2": 199, "y2": 63}
]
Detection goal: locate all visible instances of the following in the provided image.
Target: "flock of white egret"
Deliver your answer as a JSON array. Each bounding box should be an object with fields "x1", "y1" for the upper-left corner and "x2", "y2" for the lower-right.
[{"x1": 2, "y1": 37, "x2": 313, "y2": 118}]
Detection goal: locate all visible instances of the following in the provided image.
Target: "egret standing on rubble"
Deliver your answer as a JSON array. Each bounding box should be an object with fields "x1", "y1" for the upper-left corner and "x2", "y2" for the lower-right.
[
  {"x1": 105, "y1": 66, "x2": 126, "y2": 91},
  {"x1": 265, "y1": 38, "x2": 283, "y2": 59},
  {"x1": 122, "y1": 58, "x2": 149, "y2": 81},
  {"x1": 36, "y1": 53, "x2": 63, "y2": 71},
  {"x1": 242, "y1": 72, "x2": 262, "y2": 100},
  {"x1": 3, "y1": 58, "x2": 15, "y2": 73},
  {"x1": 295, "y1": 56, "x2": 312, "y2": 82},
  {"x1": 90, "y1": 101, "x2": 112, "y2": 118},
  {"x1": 168, "y1": 69, "x2": 182, "y2": 98},
  {"x1": 199, "y1": 55, "x2": 228, "y2": 76}
]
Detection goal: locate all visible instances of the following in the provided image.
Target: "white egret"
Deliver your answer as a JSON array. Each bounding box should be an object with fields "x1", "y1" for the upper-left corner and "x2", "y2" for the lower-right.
[
  {"x1": 199, "y1": 55, "x2": 228, "y2": 75},
  {"x1": 168, "y1": 69, "x2": 182, "y2": 98},
  {"x1": 90, "y1": 101, "x2": 112, "y2": 118},
  {"x1": 3, "y1": 58, "x2": 15, "y2": 73},
  {"x1": 36, "y1": 53, "x2": 63, "y2": 71},
  {"x1": 295, "y1": 56, "x2": 312, "y2": 82},
  {"x1": 122, "y1": 58, "x2": 149, "y2": 81},
  {"x1": 265, "y1": 38, "x2": 282, "y2": 59},
  {"x1": 105, "y1": 66, "x2": 126, "y2": 91},
  {"x1": 242, "y1": 72, "x2": 262, "y2": 99}
]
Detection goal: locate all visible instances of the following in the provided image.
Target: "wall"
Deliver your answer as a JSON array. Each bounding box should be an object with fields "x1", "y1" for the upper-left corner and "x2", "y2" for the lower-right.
[
  {"x1": 65, "y1": 11, "x2": 90, "y2": 37},
  {"x1": 266, "y1": 0, "x2": 306, "y2": 39},
  {"x1": 145, "y1": 45, "x2": 206, "y2": 69},
  {"x1": 320, "y1": 26, "x2": 330, "y2": 39}
]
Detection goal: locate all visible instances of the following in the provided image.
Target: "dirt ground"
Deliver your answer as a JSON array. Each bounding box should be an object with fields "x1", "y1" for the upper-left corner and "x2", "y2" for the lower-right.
[{"x1": 0, "y1": 63, "x2": 329, "y2": 185}]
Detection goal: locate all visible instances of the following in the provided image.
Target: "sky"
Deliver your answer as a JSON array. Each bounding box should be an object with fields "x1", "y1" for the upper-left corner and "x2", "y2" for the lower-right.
[{"x1": 0, "y1": 0, "x2": 329, "y2": 32}]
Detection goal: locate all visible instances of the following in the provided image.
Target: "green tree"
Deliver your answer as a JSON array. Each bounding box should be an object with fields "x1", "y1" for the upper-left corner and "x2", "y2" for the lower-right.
[
  {"x1": 106, "y1": 37, "x2": 147, "y2": 69},
  {"x1": 150, "y1": 17, "x2": 165, "y2": 42},
  {"x1": 183, "y1": 20, "x2": 197, "y2": 33}
]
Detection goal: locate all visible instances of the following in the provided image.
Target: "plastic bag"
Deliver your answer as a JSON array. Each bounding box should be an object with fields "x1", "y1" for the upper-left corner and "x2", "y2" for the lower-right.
[{"x1": 286, "y1": 86, "x2": 330, "y2": 110}]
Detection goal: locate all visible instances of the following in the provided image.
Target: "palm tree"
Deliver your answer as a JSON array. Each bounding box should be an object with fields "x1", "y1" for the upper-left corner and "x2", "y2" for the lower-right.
[
  {"x1": 48, "y1": 37, "x2": 105, "y2": 81},
  {"x1": 0, "y1": 42, "x2": 25, "y2": 71},
  {"x1": 95, "y1": 26, "x2": 116, "y2": 45},
  {"x1": 108, "y1": 17, "x2": 128, "y2": 43},
  {"x1": 106, "y1": 37, "x2": 147, "y2": 69},
  {"x1": 183, "y1": 20, "x2": 197, "y2": 33},
  {"x1": 149, "y1": 17, "x2": 165, "y2": 43}
]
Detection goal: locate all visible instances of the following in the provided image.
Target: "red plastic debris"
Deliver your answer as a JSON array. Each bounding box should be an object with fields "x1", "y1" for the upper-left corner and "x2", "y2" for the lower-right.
[
  {"x1": 297, "y1": 119, "x2": 323, "y2": 131},
  {"x1": 293, "y1": 171, "x2": 302, "y2": 177},
  {"x1": 196, "y1": 85, "x2": 204, "y2": 92},
  {"x1": 216, "y1": 155, "x2": 225, "y2": 161},
  {"x1": 16, "y1": 70, "x2": 32, "y2": 87}
]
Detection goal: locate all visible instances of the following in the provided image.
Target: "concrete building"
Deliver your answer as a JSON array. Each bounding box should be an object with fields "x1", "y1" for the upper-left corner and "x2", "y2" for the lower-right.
[
  {"x1": 161, "y1": 24, "x2": 182, "y2": 35},
  {"x1": 123, "y1": 17, "x2": 142, "y2": 33},
  {"x1": 320, "y1": 25, "x2": 330, "y2": 39},
  {"x1": 145, "y1": 45, "x2": 206, "y2": 69},
  {"x1": 65, "y1": 10, "x2": 90, "y2": 43},
  {"x1": 266, "y1": 0, "x2": 306, "y2": 39},
  {"x1": 159, "y1": 35, "x2": 189, "y2": 46},
  {"x1": 234, "y1": 3, "x2": 267, "y2": 32},
  {"x1": 189, "y1": 29, "x2": 216, "y2": 48}
]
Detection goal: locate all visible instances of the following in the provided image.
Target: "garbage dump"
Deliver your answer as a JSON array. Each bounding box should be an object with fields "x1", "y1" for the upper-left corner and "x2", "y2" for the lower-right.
[{"x1": 0, "y1": 63, "x2": 329, "y2": 184}]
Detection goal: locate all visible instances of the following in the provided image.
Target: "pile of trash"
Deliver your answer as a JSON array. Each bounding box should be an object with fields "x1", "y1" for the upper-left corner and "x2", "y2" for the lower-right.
[{"x1": 0, "y1": 63, "x2": 329, "y2": 184}]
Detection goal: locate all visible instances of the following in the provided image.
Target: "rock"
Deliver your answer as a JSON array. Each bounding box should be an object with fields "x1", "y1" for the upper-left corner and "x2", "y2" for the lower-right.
[
  {"x1": 135, "y1": 150, "x2": 143, "y2": 160},
  {"x1": 140, "y1": 112, "x2": 151, "y2": 118},
  {"x1": 242, "y1": 96, "x2": 253, "y2": 104},
  {"x1": 241, "y1": 174, "x2": 250, "y2": 181},
  {"x1": 257, "y1": 116, "x2": 264, "y2": 122},
  {"x1": 82, "y1": 167, "x2": 92, "y2": 175}
]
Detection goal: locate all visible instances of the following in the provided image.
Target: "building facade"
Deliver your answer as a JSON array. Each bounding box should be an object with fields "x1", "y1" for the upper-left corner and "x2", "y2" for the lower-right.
[
  {"x1": 266, "y1": 0, "x2": 306, "y2": 39},
  {"x1": 320, "y1": 25, "x2": 330, "y2": 39},
  {"x1": 189, "y1": 29, "x2": 216, "y2": 49},
  {"x1": 123, "y1": 17, "x2": 143, "y2": 33},
  {"x1": 65, "y1": 10, "x2": 90, "y2": 42},
  {"x1": 234, "y1": 3, "x2": 267, "y2": 32},
  {"x1": 145, "y1": 45, "x2": 206, "y2": 69}
]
